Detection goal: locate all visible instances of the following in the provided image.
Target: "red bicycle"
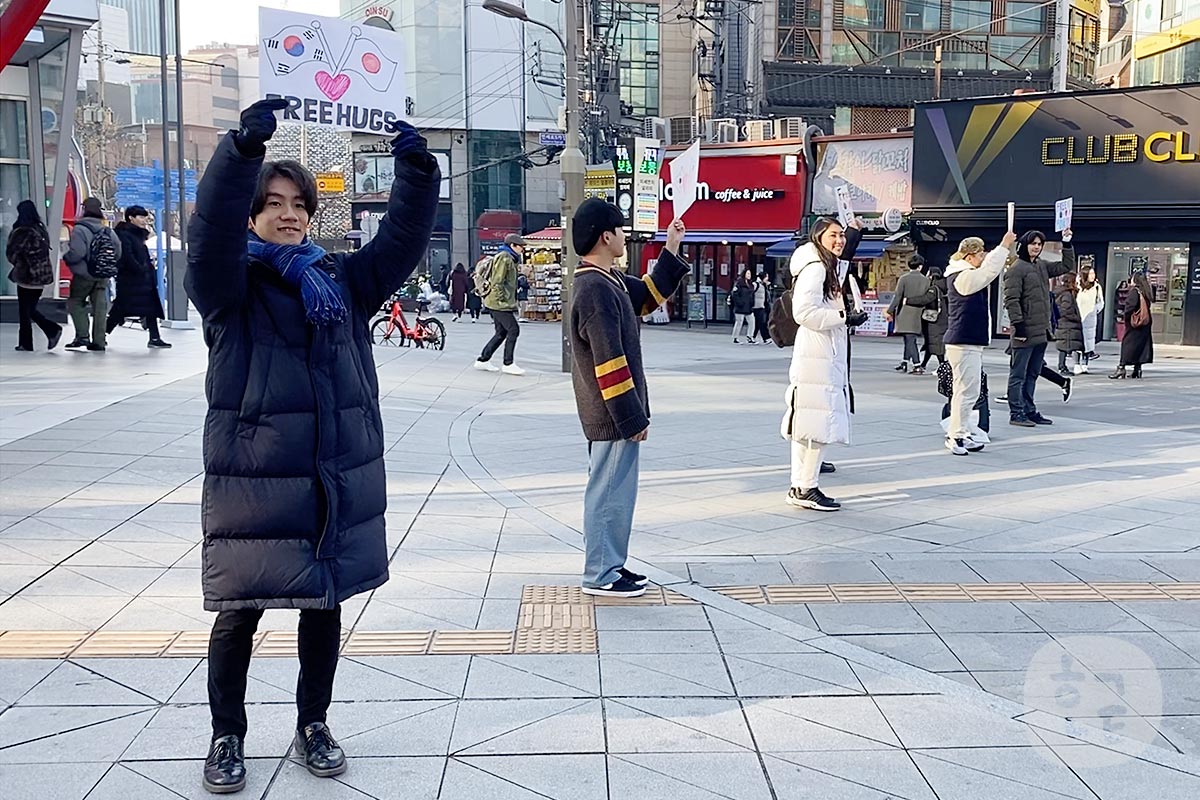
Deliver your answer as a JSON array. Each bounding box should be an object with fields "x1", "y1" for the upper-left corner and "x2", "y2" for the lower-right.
[{"x1": 371, "y1": 296, "x2": 446, "y2": 350}]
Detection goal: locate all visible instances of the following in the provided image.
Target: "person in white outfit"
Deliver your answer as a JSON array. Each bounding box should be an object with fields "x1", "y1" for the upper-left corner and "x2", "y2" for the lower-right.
[
  {"x1": 1077, "y1": 266, "x2": 1104, "y2": 366},
  {"x1": 942, "y1": 232, "x2": 1016, "y2": 456},
  {"x1": 781, "y1": 217, "x2": 861, "y2": 511}
]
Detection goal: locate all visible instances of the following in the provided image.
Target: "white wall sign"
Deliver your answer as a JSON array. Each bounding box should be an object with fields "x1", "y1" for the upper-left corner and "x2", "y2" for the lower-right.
[{"x1": 259, "y1": 8, "x2": 407, "y2": 134}]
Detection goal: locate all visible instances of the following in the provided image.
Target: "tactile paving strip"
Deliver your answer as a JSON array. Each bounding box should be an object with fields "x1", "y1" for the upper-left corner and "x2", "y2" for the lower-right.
[
  {"x1": 704, "y1": 582, "x2": 1200, "y2": 606},
  {"x1": 514, "y1": 629, "x2": 598, "y2": 654}
]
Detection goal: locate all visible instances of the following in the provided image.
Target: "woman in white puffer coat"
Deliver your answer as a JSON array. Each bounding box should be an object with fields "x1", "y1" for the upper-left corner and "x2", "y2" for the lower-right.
[{"x1": 781, "y1": 217, "x2": 857, "y2": 512}]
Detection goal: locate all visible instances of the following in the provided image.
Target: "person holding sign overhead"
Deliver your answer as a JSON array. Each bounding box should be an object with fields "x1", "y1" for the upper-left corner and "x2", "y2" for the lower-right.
[{"x1": 186, "y1": 98, "x2": 440, "y2": 794}]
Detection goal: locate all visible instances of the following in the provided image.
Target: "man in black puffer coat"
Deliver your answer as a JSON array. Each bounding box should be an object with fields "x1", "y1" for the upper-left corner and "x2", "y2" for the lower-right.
[
  {"x1": 186, "y1": 99, "x2": 439, "y2": 795},
  {"x1": 107, "y1": 205, "x2": 170, "y2": 347}
]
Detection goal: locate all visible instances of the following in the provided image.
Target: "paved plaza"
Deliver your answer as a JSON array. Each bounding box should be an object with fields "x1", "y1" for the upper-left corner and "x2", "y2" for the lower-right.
[{"x1": 1, "y1": 317, "x2": 1199, "y2": 799}]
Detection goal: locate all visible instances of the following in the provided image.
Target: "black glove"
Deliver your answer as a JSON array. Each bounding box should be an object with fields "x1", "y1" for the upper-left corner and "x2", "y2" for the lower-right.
[
  {"x1": 234, "y1": 98, "x2": 289, "y2": 157},
  {"x1": 386, "y1": 119, "x2": 428, "y2": 158},
  {"x1": 1012, "y1": 322, "x2": 1028, "y2": 339},
  {"x1": 846, "y1": 310, "x2": 869, "y2": 328}
]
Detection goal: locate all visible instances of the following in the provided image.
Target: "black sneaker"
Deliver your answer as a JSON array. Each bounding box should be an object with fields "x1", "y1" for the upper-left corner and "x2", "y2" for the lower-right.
[
  {"x1": 294, "y1": 722, "x2": 346, "y2": 778},
  {"x1": 894, "y1": 362, "x2": 908, "y2": 373},
  {"x1": 14, "y1": 345, "x2": 33, "y2": 352},
  {"x1": 618, "y1": 567, "x2": 648, "y2": 586},
  {"x1": 203, "y1": 734, "x2": 246, "y2": 794},
  {"x1": 86, "y1": 343, "x2": 106, "y2": 352},
  {"x1": 820, "y1": 462, "x2": 836, "y2": 474},
  {"x1": 65, "y1": 338, "x2": 89, "y2": 349},
  {"x1": 1029, "y1": 413, "x2": 1054, "y2": 426},
  {"x1": 786, "y1": 487, "x2": 841, "y2": 511},
  {"x1": 582, "y1": 577, "x2": 646, "y2": 598},
  {"x1": 1010, "y1": 416, "x2": 1036, "y2": 428},
  {"x1": 996, "y1": 395, "x2": 1008, "y2": 404},
  {"x1": 1062, "y1": 378, "x2": 1072, "y2": 403},
  {"x1": 148, "y1": 339, "x2": 173, "y2": 349},
  {"x1": 47, "y1": 329, "x2": 63, "y2": 350}
]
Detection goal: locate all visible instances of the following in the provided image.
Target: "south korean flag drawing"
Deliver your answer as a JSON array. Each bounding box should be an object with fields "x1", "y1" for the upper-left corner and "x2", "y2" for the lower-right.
[{"x1": 263, "y1": 21, "x2": 332, "y2": 76}]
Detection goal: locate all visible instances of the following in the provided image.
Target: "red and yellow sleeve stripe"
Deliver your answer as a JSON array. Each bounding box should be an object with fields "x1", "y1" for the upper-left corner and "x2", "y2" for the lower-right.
[
  {"x1": 595, "y1": 355, "x2": 635, "y2": 401},
  {"x1": 640, "y1": 274, "x2": 668, "y2": 315}
]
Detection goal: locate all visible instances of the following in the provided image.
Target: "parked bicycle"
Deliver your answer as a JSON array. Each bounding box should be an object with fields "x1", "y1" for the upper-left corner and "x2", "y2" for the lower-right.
[{"x1": 371, "y1": 295, "x2": 446, "y2": 350}]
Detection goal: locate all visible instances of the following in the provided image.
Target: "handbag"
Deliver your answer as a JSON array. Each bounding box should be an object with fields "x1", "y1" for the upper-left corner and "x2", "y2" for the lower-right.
[
  {"x1": 921, "y1": 307, "x2": 939, "y2": 323},
  {"x1": 1130, "y1": 290, "x2": 1151, "y2": 328}
]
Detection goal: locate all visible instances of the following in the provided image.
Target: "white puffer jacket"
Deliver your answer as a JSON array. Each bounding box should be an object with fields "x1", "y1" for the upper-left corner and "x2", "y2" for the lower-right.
[{"x1": 780, "y1": 243, "x2": 851, "y2": 445}]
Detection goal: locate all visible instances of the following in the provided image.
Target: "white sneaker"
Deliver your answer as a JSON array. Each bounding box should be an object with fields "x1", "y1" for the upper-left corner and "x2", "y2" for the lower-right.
[
  {"x1": 474, "y1": 360, "x2": 499, "y2": 372},
  {"x1": 968, "y1": 430, "x2": 991, "y2": 445},
  {"x1": 945, "y1": 437, "x2": 968, "y2": 456},
  {"x1": 963, "y1": 437, "x2": 985, "y2": 452},
  {"x1": 1072, "y1": 364, "x2": 1085, "y2": 375},
  {"x1": 501, "y1": 363, "x2": 526, "y2": 376}
]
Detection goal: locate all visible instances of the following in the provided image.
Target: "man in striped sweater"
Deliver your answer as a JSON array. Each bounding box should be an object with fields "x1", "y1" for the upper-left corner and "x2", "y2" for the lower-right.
[{"x1": 569, "y1": 199, "x2": 690, "y2": 598}]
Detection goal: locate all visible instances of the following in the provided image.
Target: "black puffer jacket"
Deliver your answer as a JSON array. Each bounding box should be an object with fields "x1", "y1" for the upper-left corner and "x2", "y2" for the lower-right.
[
  {"x1": 1053, "y1": 287, "x2": 1084, "y2": 353},
  {"x1": 110, "y1": 222, "x2": 164, "y2": 319},
  {"x1": 730, "y1": 280, "x2": 755, "y2": 314},
  {"x1": 186, "y1": 134, "x2": 440, "y2": 611},
  {"x1": 5, "y1": 225, "x2": 54, "y2": 286},
  {"x1": 1003, "y1": 247, "x2": 1074, "y2": 347}
]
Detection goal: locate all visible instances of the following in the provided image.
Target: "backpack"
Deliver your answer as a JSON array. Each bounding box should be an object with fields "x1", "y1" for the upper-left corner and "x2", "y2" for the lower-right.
[
  {"x1": 768, "y1": 288, "x2": 798, "y2": 348},
  {"x1": 472, "y1": 256, "x2": 496, "y2": 297},
  {"x1": 86, "y1": 227, "x2": 119, "y2": 279}
]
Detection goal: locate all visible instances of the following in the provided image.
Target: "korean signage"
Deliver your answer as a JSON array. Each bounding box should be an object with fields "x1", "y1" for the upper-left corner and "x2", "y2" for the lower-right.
[
  {"x1": 912, "y1": 86, "x2": 1200, "y2": 213},
  {"x1": 657, "y1": 151, "x2": 805, "y2": 231},
  {"x1": 316, "y1": 172, "x2": 346, "y2": 194},
  {"x1": 633, "y1": 137, "x2": 663, "y2": 233},
  {"x1": 612, "y1": 139, "x2": 636, "y2": 229},
  {"x1": 812, "y1": 136, "x2": 912, "y2": 217}
]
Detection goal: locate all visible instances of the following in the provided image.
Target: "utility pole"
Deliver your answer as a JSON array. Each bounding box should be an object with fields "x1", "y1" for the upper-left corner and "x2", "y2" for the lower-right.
[
  {"x1": 1053, "y1": 0, "x2": 1071, "y2": 92},
  {"x1": 560, "y1": 0, "x2": 585, "y2": 373},
  {"x1": 96, "y1": 19, "x2": 107, "y2": 198},
  {"x1": 933, "y1": 44, "x2": 943, "y2": 100}
]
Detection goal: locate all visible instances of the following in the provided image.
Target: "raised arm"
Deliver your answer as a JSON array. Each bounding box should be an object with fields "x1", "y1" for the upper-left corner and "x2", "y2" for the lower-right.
[
  {"x1": 620, "y1": 219, "x2": 691, "y2": 316},
  {"x1": 344, "y1": 123, "x2": 441, "y2": 313}
]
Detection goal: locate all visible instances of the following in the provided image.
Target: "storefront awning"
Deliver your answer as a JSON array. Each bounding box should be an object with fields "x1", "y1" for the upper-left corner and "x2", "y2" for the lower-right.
[
  {"x1": 851, "y1": 239, "x2": 890, "y2": 260},
  {"x1": 766, "y1": 239, "x2": 798, "y2": 258},
  {"x1": 650, "y1": 230, "x2": 792, "y2": 244}
]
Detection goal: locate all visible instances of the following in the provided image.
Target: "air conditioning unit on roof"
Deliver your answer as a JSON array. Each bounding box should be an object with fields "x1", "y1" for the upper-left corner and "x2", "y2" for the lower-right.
[
  {"x1": 643, "y1": 116, "x2": 668, "y2": 141},
  {"x1": 668, "y1": 116, "x2": 698, "y2": 145},
  {"x1": 744, "y1": 119, "x2": 774, "y2": 142},
  {"x1": 705, "y1": 117, "x2": 738, "y2": 143},
  {"x1": 775, "y1": 117, "x2": 806, "y2": 139}
]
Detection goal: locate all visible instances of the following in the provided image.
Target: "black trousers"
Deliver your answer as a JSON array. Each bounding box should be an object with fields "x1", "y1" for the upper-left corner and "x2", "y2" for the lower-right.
[
  {"x1": 207, "y1": 606, "x2": 341, "y2": 740},
  {"x1": 753, "y1": 308, "x2": 769, "y2": 341},
  {"x1": 17, "y1": 286, "x2": 60, "y2": 350},
  {"x1": 106, "y1": 314, "x2": 161, "y2": 340},
  {"x1": 479, "y1": 309, "x2": 521, "y2": 365}
]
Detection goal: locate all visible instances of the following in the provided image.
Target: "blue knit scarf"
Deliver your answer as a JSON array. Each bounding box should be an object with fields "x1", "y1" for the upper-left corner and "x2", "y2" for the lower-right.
[{"x1": 247, "y1": 234, "x2": 347, "y2": 326}]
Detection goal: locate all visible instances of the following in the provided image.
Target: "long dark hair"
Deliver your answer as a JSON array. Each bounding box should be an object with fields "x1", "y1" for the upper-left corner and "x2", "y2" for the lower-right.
[
  {"x1": 14, "y1": 200, "x2": 42, "y2": 230},
  {"x1": 1059, "y1": 272, "x2": 1078, "y2": 293},
  {"x1": 1132, "y1": 273, "x2": 1154, "y2": 303},
  {"x1": 1016, "y1": 230, "x2": 1046, "y2": 263},
  {"x1": 807, "y1": 217, "x2": 843, "y2": 301},
  {"x1": 453, "y1": 262, "x2": 465, "y2": 273}
]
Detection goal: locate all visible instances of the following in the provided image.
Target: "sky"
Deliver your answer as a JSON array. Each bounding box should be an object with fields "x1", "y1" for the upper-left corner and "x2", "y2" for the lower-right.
[{"x1": 179, "y1": 0, "x2": 340, "y2": 52}]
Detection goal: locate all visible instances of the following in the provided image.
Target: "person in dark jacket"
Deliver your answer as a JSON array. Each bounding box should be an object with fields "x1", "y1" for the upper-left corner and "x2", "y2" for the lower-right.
[
  {"x1": 730, "y1": 269, "x2": 756, "y2": 342},
  {"x1": 449, "y1": 262, "x2": 469, "y2": 320},
  {"x1": 752, "y1": 272, "x2": 771, "y2": 344},
  {"x1": 106, "y1": 205, "x2": 170, "y2": 348},
  {"x1": 6, "y1": 200, "x2": 62, "y2": 351},
  {"x1": 1053, "y1": 272, "x2": 1084, "y2": 375},
  {"x1": 1003, "y1": 229, "x2": 1074, "y2": 427},
  {"x1": 186, "y1": 99, "x2": 439, "y2": 794},
  {"x1": 466, "y1": 264, "x2": 483, "y2": 321},
  {"x1": 918, "y1": 265, "x2": 949, "y2": 371},
  {"x1": 1111, "y1": 271, "x2": 1155, "y2": 379},
  {"x1": 886, "y1": 255, "x2": 932, "y2": 373},
  {"x1": 62, "y1": 197, "x2": 121, "y2": 351},
  {"x1": 517, "y1": 268, "x2": 531, "y2": 321}
]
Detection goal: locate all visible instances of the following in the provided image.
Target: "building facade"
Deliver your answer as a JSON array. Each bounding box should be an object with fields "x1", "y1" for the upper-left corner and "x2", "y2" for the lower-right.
[
  {"x1": 1131, "y1": 0, "x2": 1200, "y2": 86},
  {"x1": 97, "y1": 0, "x2": 175, "y2": 57}
]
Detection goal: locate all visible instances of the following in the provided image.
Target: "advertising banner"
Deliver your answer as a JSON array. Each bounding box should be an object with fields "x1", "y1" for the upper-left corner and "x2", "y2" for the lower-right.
[
  {"x1": 612, "y1": 138, "x2": 635, "y2": 229},
  {"x1": 259, "y1": 8, "x2": 406, "y2": 134},
  {"x1": 633, "y1": 138, "x2": 664, "y2": 234},
  {"x1": 812, "y1": 136, "x2": 912, "y2": 217},
  {"x1": 657, "y1": 152, "x2": 805, "y2": 232}
]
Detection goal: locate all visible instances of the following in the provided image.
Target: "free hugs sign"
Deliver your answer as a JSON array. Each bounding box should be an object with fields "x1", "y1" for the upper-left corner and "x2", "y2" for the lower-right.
[{"x1": 259, "y1": 8, "x2": 407, "y2": 133}]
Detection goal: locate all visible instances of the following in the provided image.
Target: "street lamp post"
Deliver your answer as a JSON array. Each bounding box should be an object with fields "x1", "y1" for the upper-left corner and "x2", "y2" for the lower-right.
[{"x1": 482, "y1": 0, "x2": 584, "y2": 374}]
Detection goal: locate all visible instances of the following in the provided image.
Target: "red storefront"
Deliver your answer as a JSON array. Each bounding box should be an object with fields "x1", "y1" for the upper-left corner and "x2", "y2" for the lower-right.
[{"x1": 640, "y1": 140, "x2": 807, "y2": 324}]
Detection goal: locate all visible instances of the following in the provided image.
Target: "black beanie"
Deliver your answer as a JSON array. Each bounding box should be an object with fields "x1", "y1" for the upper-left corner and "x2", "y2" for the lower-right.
[{"x1": 572, "y1": 198, "x2": 624, "y2": 256}]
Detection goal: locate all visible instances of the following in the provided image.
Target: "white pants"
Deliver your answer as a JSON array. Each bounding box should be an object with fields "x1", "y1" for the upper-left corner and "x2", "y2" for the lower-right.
[
  {"x1": 1081, "y1": 312, "x2": 1098, "y2": 354},
  {"x1": 946, "y1": 344, "x2": 983, "y2": 441},
  {"x1": 790, "y1": 439, "x2": 824, "y2": 489},
  {"x1": 733, "y1": 313, "x2": 753, "y2": 340}
]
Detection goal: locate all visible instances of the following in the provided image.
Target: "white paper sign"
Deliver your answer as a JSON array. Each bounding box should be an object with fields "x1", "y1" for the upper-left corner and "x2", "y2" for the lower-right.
[
  {"x1": 670, "y1": 139, "x2": 701, "y2": 221},
  {"x1": 259, "y1": 8, "x2": 407, "y2": 134},
  {"x1": 1007, "y1": 201, "x2": 1016, "y2": 232},
  {"x1": 1055, "y1": 197, "x2": 1073, "y2": 232},
  {"x1": 848, "y1": 273, "x2": 864, "y2": 311},
  {"x1": 834, "y1": 185, "x2": 854, "y2": 228}
]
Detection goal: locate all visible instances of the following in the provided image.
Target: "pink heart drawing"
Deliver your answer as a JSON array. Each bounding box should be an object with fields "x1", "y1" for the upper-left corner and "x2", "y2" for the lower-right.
[{"x1": 315, "y1": 71, "x2": 351, "y2": 102}]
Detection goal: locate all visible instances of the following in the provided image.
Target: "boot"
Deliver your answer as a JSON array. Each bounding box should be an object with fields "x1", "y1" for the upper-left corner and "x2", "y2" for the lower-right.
[
  {"x1": 1131, "y1": 365, "x2": 1143, "y2": 379},
  {"x1": 1108, "y1": 365, "x2": 1126, "y2": 380}
]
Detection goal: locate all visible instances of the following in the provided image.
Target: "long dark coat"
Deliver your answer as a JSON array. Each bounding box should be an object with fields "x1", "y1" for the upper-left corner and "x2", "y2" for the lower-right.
[
  {"x1": 110, "y1": 221, "x2": 165, "y2": 320},
  {"x1": 449, "y1": 267, "x2": 470, "y2": 313},
  {"x1": 920, "y1": 276, "x2": 949, "y2": 358},
  {"x1": 1120, "y1": 286, "x2": 1154, "y2": 366},
  {"x1": 1053, "y1": 286, "x2": 1084, "y2": 353},
  {"x1": 186, "y1": 134, "x2": 440, "y2": 611}
]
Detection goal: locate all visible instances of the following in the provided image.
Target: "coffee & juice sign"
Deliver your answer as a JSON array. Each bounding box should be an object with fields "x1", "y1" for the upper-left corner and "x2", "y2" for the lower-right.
[
  {"x1": 657, "y1": 151, "x2": 803, "y2": 231},
  {"x1": 259, "y1": 8, "x2": 407, "y2": 134}
]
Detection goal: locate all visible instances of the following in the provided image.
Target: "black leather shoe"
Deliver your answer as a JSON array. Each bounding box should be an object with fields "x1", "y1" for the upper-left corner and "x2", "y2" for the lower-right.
[
  {"x1": 202, "y1": 734, "x2": 246, "y2": 794},
  {"x1": 820, "y1": 462, "x2": 836, "y2": 474},
  {"x1": 294, "y1": 722, "x2": 347, "y2": 778},
  {"x1": 1029, "y1": 413, "x2": 1054, "y2": 426}
]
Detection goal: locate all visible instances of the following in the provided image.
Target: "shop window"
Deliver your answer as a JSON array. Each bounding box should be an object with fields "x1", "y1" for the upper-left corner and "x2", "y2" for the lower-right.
[
  {"x1": 903, "y1": 0, "x2": 941, "y2": 31},
  {"x1": 842, "y1": 0, "x2": 886, "y2": 28},
  {"x1": 1007, "y1": 2, "x2": 1045, "y2": 34},
  {"x1": 1, "y1": 164, "x2": 34, "y2": 297},
  {"x1": 950, "y1": 1, "x2": 991, "y2": 32}
]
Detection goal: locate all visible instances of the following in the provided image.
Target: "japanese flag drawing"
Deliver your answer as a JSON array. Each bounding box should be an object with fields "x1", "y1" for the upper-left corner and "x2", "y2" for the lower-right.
[
  {"x1": 339, "y1": 27, "x2": 399, "y2": 93},
  {"x1": 262, "y1": 20, "x2": 333, "y2": 76}
]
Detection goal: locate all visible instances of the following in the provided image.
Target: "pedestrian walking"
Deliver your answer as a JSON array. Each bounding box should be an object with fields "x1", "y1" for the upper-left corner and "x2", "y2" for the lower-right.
[
  {"x1": 185, "y1": 99, "x2": 440, "y2": 795},
  {"x1": 752, "y1": 272, "x2": 771, "y2": 344},
  {"x1": 569, "y1": 199, "x2": 690, "y2": 598},
  {"x1": 106, "y1": 205, "x2": 171, "y2": 348},
  {"x1": 1053, "y1": 272, "x2": 1085, "y2": 375},
  {"x1": 1003, "y1": 228, "x2": 1075, "y2": 427},
  {"x1": 517, "y1": 268, "x2": 530, "y2": 322},
  {"x1": 448, "y1": 262, "x2": 469, "y2": 321},
  {"x1": 783, "y1": 217, "x2": 858, "y2": 512},
  {"x1": 63, "y1": 197, "x2": 121, "y2": 351},
  {"x1": 1078, "y1": 266, "x2": 1104, "y2": 361},
  {"x1": 885, "y1": 254, "x2": 931, "y2": 374},
  {"x1": 918, "y1": 264, "x2": 948, "y2": 371},
  {"x1": 474, "y1": 233, "x2": 525, "y2": 375},
  {"x1": 730, "y1": 268, "x2": 756, "y2": 343},
  {"x1": 5, "y1": 199, "x2": 62, "y2": 352},
  {"x1": 943, "y1": 233, "x2": 1015, "y2": 455},
  {"x1": 1110, "y1": 271, "x2": 1154, "y2": 380},
  {"x1": 466, "y1": 263, "x2": 483, "y2": 321}
]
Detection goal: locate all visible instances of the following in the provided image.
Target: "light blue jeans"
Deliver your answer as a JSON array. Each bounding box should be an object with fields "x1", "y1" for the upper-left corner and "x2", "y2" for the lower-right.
[{"x1": 582, "y1": 438, "x2": 641, "y2": 588}]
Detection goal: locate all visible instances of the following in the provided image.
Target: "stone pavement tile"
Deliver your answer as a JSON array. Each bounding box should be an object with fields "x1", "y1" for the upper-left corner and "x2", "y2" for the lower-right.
[
  {"x1": 724, "y1": 653, "x2": 864, "y2": 697},
  {"x1": 0, "y1": 706, "x2": 154, "y2": 764},
  {"x1": 1159, "y1": 632, "x2": 1200, "y2": 662},
  {"x1": 910, "y1": 747, "x2": 1095, "y2": 800},
  {"x1": 170, "y1": 662, "x2": 295, "y2": 705},
  {"x1": 1017, "y1": 602, "x2": 1153, "y2": 634},
  {"x1": 963, "y1": 558, "x2": 1085, "y2": 583},
  {"x1": 872, "y1": 558, "x2": 980, "y2": 584},
  {"x1": 688, "y1": 561, "x2": 791, "y2": 586},
  {"x1": 496, "y1": 533, "x2": 582, "y2": 554},
  {"x1": 950, "y1": 527, "x2": 1111, "y2": 553},
  {"x1": 1100, "y1": 669, "x2": 1200, "y2": 716},
  {"x1": 37, "y1": 498, "x2": 151, "y2": 522},
  {"x1": 391, "y1": 549, "x2": 495, "y2": 573},
  {"x1": 95, "y1": 761, "x2": 276, "y2": 800},
  {"x1": 600, "y1": 654, "x2": 735, "y2": 697},
  {"x1": 1, "y1": 762, "x2": 109, "y2": 800},
  {"x1": 0, "y1": 659, "x2": 58, "y2": 706},
  {"x1": 0, "y1": 563, "x2": 49, "y2": 593},
  {"x1": 63, "y1": 540, "x2": 191, "y2": 568},
  {"x1": 123, "y1": 704, "x2": 296, "y2": 760},
  {"x1": 764, "y1": 751, "x2": 938, "y2": 800},
  {"x1": 289, "y1": 756, "x2": 444, "y2": 800},
  {"x1": 777, "y1": 559, "x2": 888, "y2": 585},
  {"x1": 831, "y1": 633, "x2": 966, "y2": 673},
  {"x1": 1053, "y1": 745, "x2": 1200, "y2": 799},
  {"x1": 807, "y1": 602, "x2": 934, "y2": 635},
  {"x1": 356, "y1": 597, "x2": 484, "y2": 631},
  {"x1": 345, "y1": 656, "x2": 471, "y2": 699},
  {"x1": 67, "y1": 658, "x2": 200, "y2": 703},
  {"x1": 264, "y1": 760, "x2": 387, "y2": 800},
  {"x1": 17, "y1": 661, "x2": 164, "y2": 706},
  {"x1": 401, "y1": 531, "x2": 500, "y2": 553},
  {"x1": 607, "y1": 752, "x2": 773, "y2": 800},
  {"x1": 971, "y1": 669, "x2": 1128, "y2": 720},
  {"x1": 371, "y1": 572, "x2": 491, "y2": 600},
  {"x1": 0, "y1": 595, "x2": 129, "y2": 630},
  {"x1": 441, "y1": 755, "x2": 607, "y2": 800},
  {"x1": 99, "y1": 596, "x2": 210, "y2": 631},
  {"x1": 141, "y1": 567, "x2": 202, "y2": 597},
  {"x1": 600, "y1": 630, "x2": 721, "y2": 655},
  {"x1": 875, "y1": 695, "x2": 1035, "y2": 748},
  {"x1": 594, "y1": 606, "x2": 711, "y2": 631},
  {"x1": 758, "y1": 603, "x2": 820, "y2": 628},
  {"x1": 483, "y1": 573, "x2": 580, "y2": 598},
  {"x1": 1056, "y1": 631, "x2": 1200, "y2": 671},
  {"x1": 743, "y1": 696, "x2": 901, "y2": 751},
  {"x1": 1143, "y1": 557, "x2": 1200, "y2": 582},
  {"x1": 464, "y1": 655, "x2": 600, "y2": 699},
  {"x1": 912, "y1": 602, "x2": 1043, "y2": 634},
  {"x1": 0, "y1": 541, "x2": 66, "y2": 566},
  {"x1": 1119, "y1": 601, "x2": 1200, "y2": 633},
  {"x1": 714, "y1": 627, "x2": 822, "y2": 655},
  {"x1": 605, "y1": 697, "x2": 755, "y2": 753},
  {"x1": 475, "y1": 599, "x2": 520, "y2": 629},
  {"x1": 449, "y1": 698, "x2": 604, "y2": 756},
  {"x1": 1057, "y1": 558, "x2": 1177, "y2": 583},
  {"x1": 941, "y1": 632, "x2": 1068, "y2": 671},
  {"x1": 0, "y1": 515, "x2": 111, "y2": 541},
  {"x1": 1084, "y1": 526, "x2": 1200, "y2": 554},
  {"x1": 1152, "y1": 716, "x2": 1200, "y2": 756},
  {"x1": 327, "y1": 700, "x2": 458, "y2": 757},
  {"x1": 25, "y1": 565, "x2": 165, "y2": 597}
]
